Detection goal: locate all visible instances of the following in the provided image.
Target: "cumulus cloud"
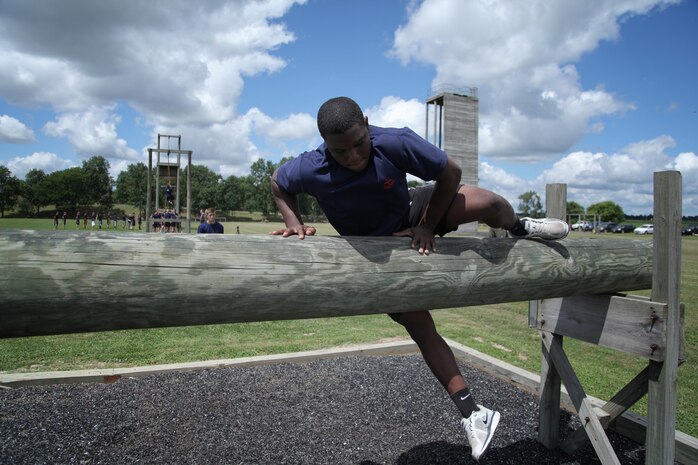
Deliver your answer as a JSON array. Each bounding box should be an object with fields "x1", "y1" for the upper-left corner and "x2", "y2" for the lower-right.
[
  {"x1": 0, "y1": 0, "x2": 305, "y2": 126},
  {"x1": 43, "y1": 106, "x2": 139, "y2": 161},
  {"x1": 529, "y1": 135, "x2": 692, "y2": 214},
  {"x1": 478, "y1": 161, "x2": 535, "y2": 207},
  {"x1": 364, "y1": 96, "x2": 425, "y2": 133},
  {"x1": 247, "y1": 108, "x2": 318, "y2": 149},
  {"x1": 0, "y1": 114, "x2": 36, "y2": 143},
  {"x1": 0, "y1": 0, "x2": 308, "y2": 177},
  {"x1": 7, "y1": 152, "x2": 75, "y2": 179},
  {"x1": 391, "y1": 0, "x2": 678, "y2": 161},
  {"x1": 152, "y1": 107, "x2": 318, "y2": 178}
]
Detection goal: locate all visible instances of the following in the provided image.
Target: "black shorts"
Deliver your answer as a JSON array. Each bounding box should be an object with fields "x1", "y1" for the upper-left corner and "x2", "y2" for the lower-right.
[
  {"x1": 403, "y1": 184, "x2": 460, "y2": 237},
  {"x1": 389, "y1": 184, "x2": 461, "y2": 323}
]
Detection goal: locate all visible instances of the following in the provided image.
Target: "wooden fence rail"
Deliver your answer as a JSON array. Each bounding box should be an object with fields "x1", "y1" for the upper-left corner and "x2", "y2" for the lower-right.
[{"x1": 0, "y1": 231, "x2": 652, "y2": 339}]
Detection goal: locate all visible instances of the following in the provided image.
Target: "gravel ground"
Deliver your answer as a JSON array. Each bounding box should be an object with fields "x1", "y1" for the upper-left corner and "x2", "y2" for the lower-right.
[{"x1": 1, "y1": 354, "x2": 650, "y2": 464}]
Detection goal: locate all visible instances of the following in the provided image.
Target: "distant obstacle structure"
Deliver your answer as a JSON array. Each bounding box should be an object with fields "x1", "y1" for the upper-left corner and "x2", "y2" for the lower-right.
[{"x1": 146, "y1": 134, "x2": 193, "y2": 233}]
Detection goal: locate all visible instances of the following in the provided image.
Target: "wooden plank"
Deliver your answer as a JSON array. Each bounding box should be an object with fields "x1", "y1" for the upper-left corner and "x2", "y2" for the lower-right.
[
  {"x1": 647, "y1": 171, "x2": 682, "y2": 465},
  {"x1": 542, "y1": 333, "x2": 621, "y2": 465},
  {"x1": 0, "y1": 232, "x2": 652, "y2": 338},
  {"x1": 560, "y1": 366, "x2": 649, "y2": 454},
  {"x1": 538, "y1": 295, "x2": 674, "y2": 361},
  {"x1": 615, "y1": 411, "x2": 698, "y2": 465}
]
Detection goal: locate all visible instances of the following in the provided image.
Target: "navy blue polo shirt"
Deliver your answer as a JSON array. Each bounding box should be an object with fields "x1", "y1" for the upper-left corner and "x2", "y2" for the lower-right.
[
  {"x1": 275, "y1": 125, "x2": 447, "y2": 236},
  {"x1": 197, "y1": 222, "x2": 224, "y2": 234}
]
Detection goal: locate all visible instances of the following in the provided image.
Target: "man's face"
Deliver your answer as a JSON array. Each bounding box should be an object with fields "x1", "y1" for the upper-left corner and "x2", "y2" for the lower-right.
[{"x1": 324, "y1": 119, "x2": 371, "y2": 172}]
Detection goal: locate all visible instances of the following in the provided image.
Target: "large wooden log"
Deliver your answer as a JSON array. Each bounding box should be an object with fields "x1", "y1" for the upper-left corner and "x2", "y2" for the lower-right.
[{"x1": 0, "y1": 229, "x2": 652, "y2": 338}]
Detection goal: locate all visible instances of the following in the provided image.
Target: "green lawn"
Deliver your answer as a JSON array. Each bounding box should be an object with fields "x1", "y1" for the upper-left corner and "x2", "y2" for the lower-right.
[{"x1": 0, "y1": 220, "x2": 696, "y2": 438}]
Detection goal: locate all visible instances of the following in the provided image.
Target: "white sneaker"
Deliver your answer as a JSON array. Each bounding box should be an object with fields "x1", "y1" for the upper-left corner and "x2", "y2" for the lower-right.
[
  {"x1": 520, "y1": 217, "x2": 569, "y2": 240},
  {"x1": 461, "y1": 405, "x2": 500, "y2": 461}
]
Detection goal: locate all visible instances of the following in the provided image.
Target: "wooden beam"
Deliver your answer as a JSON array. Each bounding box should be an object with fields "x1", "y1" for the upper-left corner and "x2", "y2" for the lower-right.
[
  {"x1": 537, "y1": 295, "x2": 681, "y2": 361},
  {"x1": 0, "y1": 231, "x2": 652, "y2": 338},
  {"x1": 560, "y1": 366, "x2": 649, "y2": 454},
  {"x1": 542, "y1": 333, "x2": 622, "y2": 465}
]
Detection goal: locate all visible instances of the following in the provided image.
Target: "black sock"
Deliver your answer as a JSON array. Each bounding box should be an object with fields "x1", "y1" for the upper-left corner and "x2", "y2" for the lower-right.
[
  {"x1": 451, "y1": 387, "x2": 478, "y2": 418},
  {"x1": 508, "y1": 218, "x2": 527, "y2": 236}
]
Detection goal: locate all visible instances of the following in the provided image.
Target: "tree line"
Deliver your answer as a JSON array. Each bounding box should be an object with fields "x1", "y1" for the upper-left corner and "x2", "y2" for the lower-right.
[
  {"x1": 1, "y1": 157, "x2": 683, "y2": 222},
  {"x1": 517, "y1": 190, "x2": 628, "y2": 223},
  {"x1": 0, "y1": 156, "x2": 326, "y2": 220}
]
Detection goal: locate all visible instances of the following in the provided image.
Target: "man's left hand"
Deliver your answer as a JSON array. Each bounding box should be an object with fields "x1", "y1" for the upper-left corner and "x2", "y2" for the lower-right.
[{"x1": 393, "y1": 225, "x2": 436, "y2": 255}]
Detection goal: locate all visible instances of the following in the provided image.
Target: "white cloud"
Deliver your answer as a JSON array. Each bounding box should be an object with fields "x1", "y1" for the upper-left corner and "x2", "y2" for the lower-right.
[
  {"x1": 7, "y1": 152, "x2": 75, "y2": 179},
  {"x1": 247, "y1": 108, "x2": 318, "y2": 149},
  {"x1": 0, "y1": 114, "x2": 35, "y2": 143},
  {"x1": 364, "y1": 96, "x2": 425, "y2": 134},
  {"x1": 392, "y1": 0, "x2": 678, "y2": 161},
  {"x1": 504, "y1": 135, "x2": 687, "y2": 214},
  {"x1": 43, "y1": 106, "x2": 139, "y2": 161},
  {"x1": 152, "y1": 107, "x2": 318, "y2": 178},
  {"x1": 0, "y1": 0, "x2": 305, "y2": 126},
  {"x1": 478, "y1": 161, "x2": 534, "y2": 208}
]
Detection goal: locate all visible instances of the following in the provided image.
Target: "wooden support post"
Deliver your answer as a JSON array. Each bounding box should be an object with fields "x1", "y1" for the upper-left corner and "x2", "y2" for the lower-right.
[
  {"x1": 646, "y1": 171, "x2": 682, "y2": 464},
  {"x1": 538, "y1": 183, "x2": 567, "y2": 448},
  {"x1": 146, "y1": 148, "x2": 153, "y2": 233},
  {"x1": 186, "y1": 151, "x2": 192, "y2": 234}
]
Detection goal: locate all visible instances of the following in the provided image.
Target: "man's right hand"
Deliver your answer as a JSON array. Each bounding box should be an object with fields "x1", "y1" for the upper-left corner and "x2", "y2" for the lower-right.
[{"x1": 269, "y1": 224, "x2": 317, "y2": 239}]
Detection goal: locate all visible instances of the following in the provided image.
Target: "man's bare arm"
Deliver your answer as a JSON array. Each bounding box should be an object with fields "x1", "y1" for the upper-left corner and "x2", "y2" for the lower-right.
[{"x1": 269, "y1": 169, "x2": 316, "y2": 239}]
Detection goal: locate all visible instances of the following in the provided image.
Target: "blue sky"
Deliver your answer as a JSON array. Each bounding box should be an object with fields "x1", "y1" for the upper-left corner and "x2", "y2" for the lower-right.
[{"x1": 0, "y1": 0, "x2": 696, "y2": 215}]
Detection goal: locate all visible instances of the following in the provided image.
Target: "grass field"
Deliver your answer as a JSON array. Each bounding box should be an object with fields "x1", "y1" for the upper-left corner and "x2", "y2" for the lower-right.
[{"x1": 0, "y1": 218, "x2": 696, "y2": 438}]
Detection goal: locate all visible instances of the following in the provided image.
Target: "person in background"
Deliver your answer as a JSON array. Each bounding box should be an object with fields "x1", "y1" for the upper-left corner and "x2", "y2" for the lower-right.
[{"x1": 197, "y1": 208, "x2": 224, "y2": 234}]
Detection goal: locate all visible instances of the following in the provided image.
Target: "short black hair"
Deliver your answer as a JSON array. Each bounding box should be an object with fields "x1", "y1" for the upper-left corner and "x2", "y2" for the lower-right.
[{"x1": 317, "y1": 97, "x2": 365, "y2": 138}]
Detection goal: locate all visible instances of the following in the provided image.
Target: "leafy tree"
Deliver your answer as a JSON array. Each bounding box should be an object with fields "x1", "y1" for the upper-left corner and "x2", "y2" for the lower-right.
[
  {"x1": 182, "y1": 164, "x2": 223, "y2": 212},
  {"x1": 0, "y1": 165, "x2": 21, "y2": 217},
  {"x1": 21, "y1": 169, "x2": 51, "y2": 214},
  {"x1": 114, "y1": 162, "x2": 149, "y2": 214},
  {"x1": 220, "y1": 175, "x2": 249, "y2": 212},
  {"x1": 587, "y1": 201, "x2": 625, "y2": 223},
  {"x1": 247, "y1": 158, "x2": 278, "y2": 216},
  {"x1": 567, "y1": 201, "x2": 585, "y2": 216},
  {"x1": 15, "y1": 196, "x2": 34, "y2": 216},
  {"x1": 82, "y1": 156, "x2": 113, "y2": 208},
  {"x1": 518, "y1": 191, "x2": 544, "y2": 218},
  {"x1": 51, "y1": 167, "x2": 89, "y2": 210}
]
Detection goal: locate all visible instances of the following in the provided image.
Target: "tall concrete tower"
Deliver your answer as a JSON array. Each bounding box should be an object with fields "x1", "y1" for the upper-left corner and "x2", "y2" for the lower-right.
[{"x1": 425, "y1": 86, "x2": 479, "y2": 186}]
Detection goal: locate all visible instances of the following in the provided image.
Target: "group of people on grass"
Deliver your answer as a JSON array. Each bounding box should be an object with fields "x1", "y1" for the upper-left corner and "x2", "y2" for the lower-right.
[
  {"x1": 54, "y1": 211, "x2": 142, "y2": 231},
  {"x1": 151, "y1": 209, "x2": 180, "y2": 233}
]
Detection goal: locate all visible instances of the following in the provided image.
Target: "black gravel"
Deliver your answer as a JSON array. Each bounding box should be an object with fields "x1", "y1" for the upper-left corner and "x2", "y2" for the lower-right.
[{"x1": 1, "y1": 354, "x2": 650, "y2": 464}]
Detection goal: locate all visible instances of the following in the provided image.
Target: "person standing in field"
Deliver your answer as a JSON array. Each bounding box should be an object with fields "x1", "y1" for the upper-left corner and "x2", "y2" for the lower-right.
[
  {"x1": 270, "y1": 96, "x2": 569, "y2": 461},
  {"x1": 197, "y1": 208, "x2": 224, "y2": 234}
]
